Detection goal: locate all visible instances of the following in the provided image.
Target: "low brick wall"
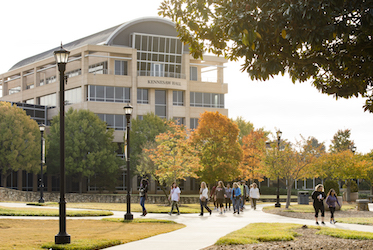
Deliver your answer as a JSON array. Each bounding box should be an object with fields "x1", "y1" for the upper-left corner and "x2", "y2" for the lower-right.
[
  {"x1": 0, "y1": 187, "x2": 299, "y2": 204},
  {"x1": 0, "y1": 187, "x2": 199, "y2": 204}
]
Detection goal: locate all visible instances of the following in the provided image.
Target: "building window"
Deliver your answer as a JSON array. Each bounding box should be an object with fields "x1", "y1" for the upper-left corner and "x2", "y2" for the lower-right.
[
  {"x1": 39, "y1": 93, "x2": 57, "y2": 106},
  {"x1": 190, "y1": 92, "x2": 224, "y2": 108},
  {"x1": 190, "y1": 118, "x2": 199, "y2": 130},
  {"x1": 155, "y1": 90, "x2": 166, "y2": 119},
  {"x1": 137, "y1": 89, "x2": 149, "y2": 104},
  {"x1": 115, "y1": 60, "x2": 128, "y2": 75},
  {"x1": 25, "y1": 99, "x2": 34, "y2": 104},
  {"x1": 97, "y1": 113, "x2": 127, "y2": 131},
  {"x1": 88, "y1": 85, "x2": 130, "y2": 103},
  {"x1": 133, "y1": 33, "x2": 184, "y2": 79},
  {"x1": 45, "y1": 76, "x2": 56, "y2": 85},
  {"x1": 9, "y1": 87, "x2": 21, "y2": 95},
  {"x1": 66, "y1": 69, "x2": 81, "y2": 78},
  {"x1": 190, "y1": 66, "x2": 198, "y2": 81},
  {"x1": 151, "y1": 63, "x2": 164, "y2": 77},
  {"x1": 65, "y1": 87, "x2": 82, "y2": 105},
  {"x1": 89, "y1": 61, "x2": 108, "y2": 74},
  {"x1": 173, "y1": 91, "x2": 184, "y2": 106},
  {"x1": 26, "y1": 84, "x2": 34, "y2": 90},
  {"x1": 174, "y1": 117, "x2": 185, "y2": 125}
]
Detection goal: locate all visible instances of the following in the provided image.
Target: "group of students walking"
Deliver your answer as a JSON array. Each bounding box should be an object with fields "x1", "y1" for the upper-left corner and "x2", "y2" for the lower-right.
[
  {"x1": 140, "y1": 178, "x2": 342, "y2": 222},
  {"x1": 312, "y1": 184, "x2": 341, "y2": 225},
  {"x1": 199, "y1": 180, "x2": 260, "y2": 216}
]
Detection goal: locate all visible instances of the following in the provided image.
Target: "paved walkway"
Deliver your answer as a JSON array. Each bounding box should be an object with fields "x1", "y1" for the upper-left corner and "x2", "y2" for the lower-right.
[{"x1": 1, "y1": 202, "x2": 373, "y2": 250}]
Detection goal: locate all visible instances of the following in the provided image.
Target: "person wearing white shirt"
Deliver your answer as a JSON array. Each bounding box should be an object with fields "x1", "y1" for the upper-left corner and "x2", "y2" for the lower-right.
[
  {"x1": 199, "y1": 181, "x2": 212, "y2": 216},
  {"x1": 249, "y1": 183, "x2": 260, "y2": 210},
  {"x1": 169, "y1": 182, "x2": 181, "y2": 215}
]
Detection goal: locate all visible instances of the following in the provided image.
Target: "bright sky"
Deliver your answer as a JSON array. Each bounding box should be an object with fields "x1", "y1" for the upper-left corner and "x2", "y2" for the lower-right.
[{"x1": 1, "y1": 0, "x2": 372, "y2": 154}]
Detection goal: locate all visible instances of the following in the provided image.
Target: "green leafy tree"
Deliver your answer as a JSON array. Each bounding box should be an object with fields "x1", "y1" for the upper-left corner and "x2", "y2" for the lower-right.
[
  {"x1": 231, "y1": 116, "x2": 254, "y2": 145},
  {"x1": 263, "y1": 136, "x2": 323, "y2": 208},
  {"x1": 0, "y1": 102, "x2": 40, "y2": 187},
  {"x1": 191, "y1": 111, "x2": 243, "y2": 185},
  {"x1": 129, "y1": 113, "x2": 170, "y2": 173},
  {"x1": 329, "y1": 129, "x2": 355, "y2": 153},
  {"x1": 47, "y1": 108, "x2": 121, "y2": 193},
  {"x1": 159, "y1": 0, "x2": 373, "y2": 112}
]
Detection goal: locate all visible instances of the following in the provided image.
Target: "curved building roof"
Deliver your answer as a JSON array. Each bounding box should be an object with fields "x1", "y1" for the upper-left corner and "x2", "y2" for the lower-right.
[{"x1": 9, "y1": 17, "x2": 178, "y2": 71}]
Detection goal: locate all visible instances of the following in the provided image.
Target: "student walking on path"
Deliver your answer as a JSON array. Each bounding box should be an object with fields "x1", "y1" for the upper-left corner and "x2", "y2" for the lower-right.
[
  {"x1": 225, "y1": 183, "x2": 232, "y2": 211},
  {"x1": 199, "y1": 181, "x2": 212, "y2": 216},
  {"x1": 232, "y1": 182, "x2": 242, "y2": 214},
  {"x1": 139, "y1": 178, "x2": 148, "y2": 216},
  {"x1": 249, "y1": 183, "x2": 260, "y2": 210},
  {"x1": 311, "y1": 184, "x2": 326, "y2": 225},
  {"x1": 169, "y1": 182, "x2": 181, "y2": 215},
  {"x1": 215, "y1": 181, "x2": 226, "y2": 214},
  {"x1": 325, "y1": 188, "x2": 341, "y2": 224}
]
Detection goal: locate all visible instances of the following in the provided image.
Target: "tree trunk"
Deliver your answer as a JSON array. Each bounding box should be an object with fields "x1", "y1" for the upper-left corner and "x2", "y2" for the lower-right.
[
  {"x1": 1, "y1": 175, "x2": 7, "y2": 187},
  {"x1": 346, "y1": 181, "x2": 351, "y2": 202},
  {"x1": 286, "y1": 179, "x2": 294, "y2": 208}
]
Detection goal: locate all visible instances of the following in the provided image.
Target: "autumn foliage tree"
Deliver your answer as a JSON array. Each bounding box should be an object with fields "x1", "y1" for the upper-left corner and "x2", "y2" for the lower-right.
[
  {"x1": 316, "y1": 150, "x2": 370, "y2": 201},
  {"x1": 240, "y1": 129, "x2": 267, "y2": 183},
  {"x1": 263, "y1": 136, "x2": 324, "y2": 208},
  {"x1": 141, "y1": 122, "x2": 201, "y2": 200},
  {"x1": 191, "y1": 111, "x2": 243, "y2": 185}
]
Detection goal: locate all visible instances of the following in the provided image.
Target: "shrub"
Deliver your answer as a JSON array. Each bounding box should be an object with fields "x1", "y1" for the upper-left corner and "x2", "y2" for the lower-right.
[
  {"x1": 342, "y1": 181, "x2": 358, "y2": 192},
  {"x1": 324, "y1": 179, "x2": 340, "y2": 196}
]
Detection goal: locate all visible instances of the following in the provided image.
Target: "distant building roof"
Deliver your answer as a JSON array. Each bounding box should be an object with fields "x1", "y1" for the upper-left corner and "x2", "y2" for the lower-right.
[{"x1": 9, "y1": 17, "x2": 176, "y2": 71}]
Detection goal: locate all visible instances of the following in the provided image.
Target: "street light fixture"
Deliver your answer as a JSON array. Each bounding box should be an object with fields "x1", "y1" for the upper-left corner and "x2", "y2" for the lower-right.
[
  {"x1": 124, "y1": 104, "x2": 134, "y2": 220},
  {"x1": 54, "y1": 44, "x2": 71, "y2": 245},
  {"x1": 39, "y1": 124, "x2": 46, "y2": 203},
  {"x1": 275, "y1": 130, "x2": 282, "y2": 208}
]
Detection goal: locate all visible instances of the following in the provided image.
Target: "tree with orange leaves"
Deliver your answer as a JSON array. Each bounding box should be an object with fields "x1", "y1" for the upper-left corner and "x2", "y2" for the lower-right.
[
  {"x1": 240, "y1": 129, "x2": 267, "y2": 183},
  {"x1": 145, "y1": 122, "x2": 201, "y2": 195},
  {"x1": 191, "y1": 111, "x2": 243, "y2": 185}
]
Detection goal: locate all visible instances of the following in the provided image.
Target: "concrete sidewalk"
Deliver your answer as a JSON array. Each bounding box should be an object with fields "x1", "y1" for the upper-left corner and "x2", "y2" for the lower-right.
[
  {"x1": 1, "y1": 202, "x2": 373, "y2": 250},
  {"x1": 104, "y1": 204, "x2": 373, "y2": 250}
]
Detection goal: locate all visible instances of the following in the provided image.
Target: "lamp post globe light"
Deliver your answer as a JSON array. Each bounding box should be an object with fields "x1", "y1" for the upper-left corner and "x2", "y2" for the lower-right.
[
  {"x1": 124, "y1": 104, "x2": 134, "y2": 220},
  {"x1": 54, "y1": 44, "x2": 71, "y2": 244},
  {"x1": 275, "y1": 130, "x2": 282, "y2": 208},
  {"x1": 38, "y1": 124, "x2": 46, "y2": 203}
]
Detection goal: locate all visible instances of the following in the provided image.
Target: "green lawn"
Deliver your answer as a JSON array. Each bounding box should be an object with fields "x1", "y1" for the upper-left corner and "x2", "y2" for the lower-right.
[
  {"x1": 0, "y1": 206, "x2": 112, "y2": 217},
  {"x1": 215, "y1": 223, "x2": 373, "y2": 246}
]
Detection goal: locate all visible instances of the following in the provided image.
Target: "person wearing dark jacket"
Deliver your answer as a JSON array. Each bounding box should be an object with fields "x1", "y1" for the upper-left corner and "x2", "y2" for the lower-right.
[
  {"x1": 311, "y1": 184, "x2": 326, "y2": 225},
  {"x1": 139, "y1": 178, "x2": 148, "y2": 216},
  {"x1": 325, "y1": 188, "x2": 341, "y2": 224}
]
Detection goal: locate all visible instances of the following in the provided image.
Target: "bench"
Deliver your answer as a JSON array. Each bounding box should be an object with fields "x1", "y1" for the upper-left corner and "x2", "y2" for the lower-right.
[{"x1": 356, "y1": 199, "x2": 370, "y2": 211}]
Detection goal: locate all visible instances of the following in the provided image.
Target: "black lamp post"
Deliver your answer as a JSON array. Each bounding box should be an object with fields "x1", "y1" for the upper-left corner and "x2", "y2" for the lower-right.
[
  {"x1": 124, "y1": 104, "x2": 134, "y2": 220},
  {"x1": 54, "y1": 44, "x2": 71, "y2": 244},
  {"x1": 39, "y1": 124, "x2": 46, "y2": 203},
  {"x1": 275, "y1": 130, "x2": 282, "y2": 208}
]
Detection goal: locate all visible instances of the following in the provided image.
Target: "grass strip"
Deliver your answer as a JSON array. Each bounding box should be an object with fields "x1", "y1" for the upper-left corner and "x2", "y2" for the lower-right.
[
  {"x1": 216, "y1": 223, "x2": 300, "y2": 245},
  {"x1": 56, "y1": 202, "x2": 202, "y2": 213},
  {"x1": 335, "y1": 217, "x2": 373, "y2": 225},
  {"x1": 262, "y1": 204, "x2": 355, "y2": 213},
  {"x1": 42, "y1": 239, "x2": 121, "y2": 250},
  {"x1": 315, "y1": 227, "x2": 373, "y2": 240},
  {"x1": 0, "y1": 206, "x2": 112, "y2": 217}
]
